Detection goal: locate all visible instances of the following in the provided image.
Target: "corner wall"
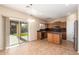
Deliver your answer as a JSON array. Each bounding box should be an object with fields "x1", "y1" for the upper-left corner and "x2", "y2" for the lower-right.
[{"x1": 67, "y1": 13, "x2": 77, "y2": 42}]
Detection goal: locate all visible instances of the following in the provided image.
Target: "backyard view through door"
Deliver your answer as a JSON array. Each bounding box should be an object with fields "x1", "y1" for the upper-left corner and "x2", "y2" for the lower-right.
[{"x1": 10, "y1": 20, "x2": 28, "y2": 46}]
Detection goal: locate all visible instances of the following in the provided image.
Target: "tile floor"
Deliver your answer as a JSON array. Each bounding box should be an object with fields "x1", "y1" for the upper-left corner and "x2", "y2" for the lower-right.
[{"x1": 0, "y1": 39, "x2": 78, "y2": 55}]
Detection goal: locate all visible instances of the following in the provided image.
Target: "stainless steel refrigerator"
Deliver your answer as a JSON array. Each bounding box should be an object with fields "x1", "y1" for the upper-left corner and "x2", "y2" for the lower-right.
[{"x1": 74, "y1": 20, "x2": 78, "y2": 51}]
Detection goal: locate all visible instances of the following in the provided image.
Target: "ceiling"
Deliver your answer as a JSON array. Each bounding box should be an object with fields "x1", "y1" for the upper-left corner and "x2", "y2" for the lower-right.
[{"x1": 1, "y1": 4, "x2": 77, "y2": 21}]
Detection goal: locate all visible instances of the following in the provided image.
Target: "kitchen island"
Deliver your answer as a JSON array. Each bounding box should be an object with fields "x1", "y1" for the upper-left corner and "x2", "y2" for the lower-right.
[
  {"x1": 47, "y1": 32, "x2": 62, "y2": 44},
  {"x1": 37, "y1": 27, "x2": 65, "y2": 44}
]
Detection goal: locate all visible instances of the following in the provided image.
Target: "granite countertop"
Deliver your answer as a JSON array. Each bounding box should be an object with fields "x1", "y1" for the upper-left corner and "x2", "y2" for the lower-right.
[
  {"x1": 37, "y1": 31, "x2": 62, "y2": 34},
  {"x1": 37, "y1": 30, "x2": 47, "y2": 32},
  {"x1": 47, "y1": 31, "x2": 62, "y2": 34}
]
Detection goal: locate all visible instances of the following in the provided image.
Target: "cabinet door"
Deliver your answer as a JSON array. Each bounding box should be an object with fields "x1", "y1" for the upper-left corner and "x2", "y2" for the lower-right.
[
  {"x1": 47, "y1": 33, "x2": 61, "y2": 44},
  {"x1": 52, "y1": 34, "x2": 60, "y2": 44},
  {"x1": 37, "y1": 32, "x2": 41, "y2": 39},
  {"x1": 47, "y1": 33, "x2": 53, "y2": 42}
]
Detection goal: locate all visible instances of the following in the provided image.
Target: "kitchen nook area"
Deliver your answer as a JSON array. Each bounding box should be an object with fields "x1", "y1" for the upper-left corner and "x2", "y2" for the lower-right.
[{"x1": 37, "y1": 21, "x2": 66, "y2": 44}]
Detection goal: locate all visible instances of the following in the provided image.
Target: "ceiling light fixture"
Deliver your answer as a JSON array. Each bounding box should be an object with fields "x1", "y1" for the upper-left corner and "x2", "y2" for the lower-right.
[{"x1": 26, "y1": 4, "x2": 32, "y2": 7}]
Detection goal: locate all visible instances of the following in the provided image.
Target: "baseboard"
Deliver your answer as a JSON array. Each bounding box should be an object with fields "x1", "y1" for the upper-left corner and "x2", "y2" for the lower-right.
[
  {"x1": 6, "y1": 44, "x2": 19, "y2": 49},
  {"x1": 28, "y1": 39, "x2": 37, "y2": 41}
]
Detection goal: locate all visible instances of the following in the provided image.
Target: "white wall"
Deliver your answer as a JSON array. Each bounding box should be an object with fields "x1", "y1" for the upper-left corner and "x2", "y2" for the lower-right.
[
  {"x1": 67, "y1": 13, "x2": 77, "y2": 42},
  {"x1": 28, "y1": 21, "x2": 38, "y2": 41},
  {"x1": 0, "y1": 15, "x2": 4, "y2": 50}
]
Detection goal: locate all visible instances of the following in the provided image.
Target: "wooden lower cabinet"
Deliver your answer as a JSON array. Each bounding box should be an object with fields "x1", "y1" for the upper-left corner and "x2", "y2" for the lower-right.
[
  {"x1": 47, "y1": 32, "x2": 62, "y2": 44},
  {"x1": 37, "y1": 31, "x2": 47, "y2": 40},
  {"x1": 62, "y1": 32, "x2": 66, "y2": 40}
]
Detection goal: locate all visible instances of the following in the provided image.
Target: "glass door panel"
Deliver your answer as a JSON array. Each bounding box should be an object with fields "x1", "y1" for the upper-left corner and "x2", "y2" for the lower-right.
[
  {"x1": 20, "y1": 22, "x2": 28, "y2": 42},
  {"x1": 10, "y1": 21, "x2": 19, "y2": 46}
]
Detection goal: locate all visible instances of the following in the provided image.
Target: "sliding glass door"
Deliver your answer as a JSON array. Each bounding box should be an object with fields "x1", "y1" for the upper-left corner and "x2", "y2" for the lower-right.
[
  {"x1": 20, "y1": 22, "x2": 28, "y2": 41},
  {"x1": 10, "y1": 21, "x2": 19, "y2": 46},
  {"x1": 10, "y1": 20, "x2": 28, "y2": 46},
  {"x1": 18, "y1": 22, "x2": 28, "y2": 43}
]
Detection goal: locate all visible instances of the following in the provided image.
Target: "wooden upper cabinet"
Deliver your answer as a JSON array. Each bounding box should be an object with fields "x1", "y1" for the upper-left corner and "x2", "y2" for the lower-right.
[
  {"x1": 47, "y1": 21, "x2": 66, "y2": 28},
  {"x1": 47, "y1": 23, "x2": 53, "y2": 28}
]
